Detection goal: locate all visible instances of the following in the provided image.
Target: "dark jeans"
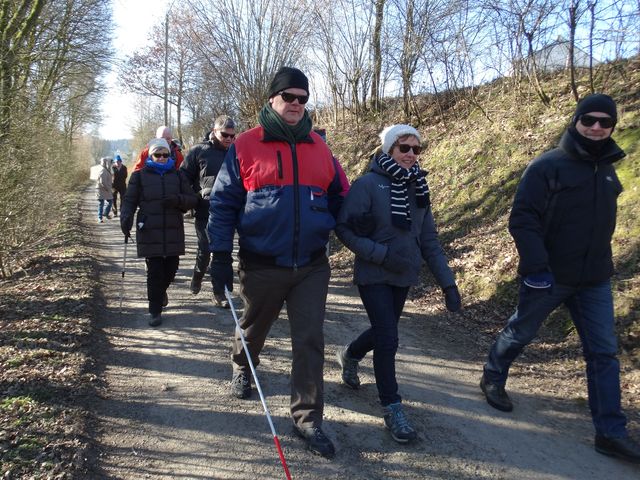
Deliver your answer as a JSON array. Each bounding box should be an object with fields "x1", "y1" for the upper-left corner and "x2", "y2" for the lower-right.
[
  {"x1": 234, "y1": 257, "x2": 330, "y2": 429},
  {"x1": 484, "y1": 280, "x2": 627, "y2": 438},
  {"x1": 193, "y1": 216, "x2": 211, "y2": 280},
  {"x1": 349, "y1": 284, "x2": 410, "y2": 407},
  {"x1": 145, "y1": 256, "x2": 179, "y2": 315}
]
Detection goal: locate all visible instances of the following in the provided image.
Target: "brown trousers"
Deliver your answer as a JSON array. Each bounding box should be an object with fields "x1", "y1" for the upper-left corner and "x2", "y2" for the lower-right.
[{"x1": 233, "y1": 257, "x2": 330, "y2": 429}]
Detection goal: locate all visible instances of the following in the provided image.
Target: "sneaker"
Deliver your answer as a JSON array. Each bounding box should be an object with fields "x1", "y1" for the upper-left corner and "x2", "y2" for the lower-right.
[
  {"x1": 97, "y1": 218, "x2": 103, "y2": 223},
  {"x1": 148, "y1": 313, "x2": 162, "y2": 327},
  {"x1": 480, "y1": 374, "x2": 513, "y2": 412},
  {"x1": 190, "y1": 273, "x2": 203, "y2": 295},
  {"x1": 213, "y1": 292, "x2": 230, "y2": 309},
  {"x1": 336, "y1": 345, "x2": 360, "y2": 389},
  {"x1": 383, "y1": 403, "x2": 417, "y2": 443},
  {"x1": 230, "y1": 371, "x2": 252, "y2": 399},
  {"x1": 294, "y1": 425, "x2": 335, "y2": 458},
  {"x1": 162, "y1": 292, "x2": 168, "y2": 307},
  {"x1": 595, "y1": 435, "x2": 640, "y2": 463}
]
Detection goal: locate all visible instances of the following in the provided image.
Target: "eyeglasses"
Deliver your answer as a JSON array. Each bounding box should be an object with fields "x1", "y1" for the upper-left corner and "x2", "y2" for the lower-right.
[
  {"x1": 152, "y1": 153, "x2": 170, "y2": 158},
  {"x1": 580, "y1": 115, "x2": 615, "y2": 128},
  {"x1": 396, "y1": 144, "x2": 422, "y2": 155},
  {"x1": 278, "y1": 91, "x2": 309, "y2": 105},
  {"x1": 219, "y1": 132, "x2": 235, "y2": 139}
]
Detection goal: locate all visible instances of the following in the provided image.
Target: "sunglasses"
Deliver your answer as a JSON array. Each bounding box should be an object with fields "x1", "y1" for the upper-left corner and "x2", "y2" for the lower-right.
[
  {"x1": 219, "y1": 132, "x2": 235, "y2": 139},
  {"x1": 580, "y1": 115, "x2": 615, "y2": 128},
  {"x1": 396, "y1": 144, "x2": 422, "y2": 155},
  {"x1": 278, "y1": 91, "x2": 309, "y2": 105},
  {"x1": 152, "y1": 153, "x2": 170, "y2": 158}
]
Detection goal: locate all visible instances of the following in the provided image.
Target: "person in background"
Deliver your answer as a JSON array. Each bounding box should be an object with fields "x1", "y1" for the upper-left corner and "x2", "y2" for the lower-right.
[
  {"x1": 120, "y1": 138, "x2": 197, "y2": 327},
  {"x1": 133, "y1": 126, "x2": 184, "y2": 171},
  {"x1": 180, "y1": 115, "x2": 236, "y2": 307},
  {"x1": 207, "y1": 66, "x2": 347, "y2": 458},
  {"x1": 96, "y1": 156, "x2": 113, "y2": 223},
  {"x1": 335, "y1": 124, "x2": 461, "y2": 444},
  {"x1": 480, "y1": 94, "x2": 640, "y2": 464},
  {"x1": 111, "y1": 155, "x2": 128, "y2": 217}
]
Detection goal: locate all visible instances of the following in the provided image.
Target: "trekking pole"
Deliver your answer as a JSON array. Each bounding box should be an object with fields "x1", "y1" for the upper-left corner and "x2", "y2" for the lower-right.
[
  {"x1": 225, "y1": 287, "x2": 292, "y2": 480},
  {"x1": 119, "y1": 235, "x2": 129, "y2": 314}
]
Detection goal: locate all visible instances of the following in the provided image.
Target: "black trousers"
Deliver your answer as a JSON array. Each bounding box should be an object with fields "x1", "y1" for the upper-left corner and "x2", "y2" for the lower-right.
[
  {"x1": 112, "y1": 187, "x2": 126, "y2": 213},
  {"x1": 193, "y1": 216, "x2": 211, "y2": 279},
  {"x1": 145, "y1": 256, "x2": 179, "y2": 315}
]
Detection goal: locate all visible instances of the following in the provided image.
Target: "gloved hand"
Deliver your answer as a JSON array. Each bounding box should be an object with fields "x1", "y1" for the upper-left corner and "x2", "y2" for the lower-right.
[
  {"x1": 443, "y1": 285, "x2": 462, "y2": 312},
  {"x1": 349, "y1": 212, "x2": 376, "y2": 237},
  {"x1": 198, "y1": 197, "x2": 210, "y2": 210},
  {"x1": 211, "y1": 251, "x2": 233, "y2": 294},
  {"x1": 382, "y1": 245, "x2": 413, "y2": 274},
  {"x1": 523, "y1": 271, "x2": 554, "y2": 292},
  {"x1": 120, "y1": 216, "x2": 133, "y2": 238},
  {"x1": 162, "y1": 194, "x2": 181, "y2": 208}
]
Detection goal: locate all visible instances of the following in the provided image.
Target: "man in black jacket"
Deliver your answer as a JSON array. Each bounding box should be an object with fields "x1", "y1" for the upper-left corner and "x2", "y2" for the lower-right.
[
  {"x1": 180, "y1": 115, "x2": 236, "y2": 306},
  {"x1": 480, "y1": 94, "x2": 640, "y2": 464},
  {"x1": 111, "y1": 155, "x2": 128, "y2": 216}
]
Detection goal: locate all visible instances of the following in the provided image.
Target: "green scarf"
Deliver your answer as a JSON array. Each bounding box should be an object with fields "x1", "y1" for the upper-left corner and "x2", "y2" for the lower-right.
[{"x1": 258, "y1": 103, "x2": 312, "y2": 144}]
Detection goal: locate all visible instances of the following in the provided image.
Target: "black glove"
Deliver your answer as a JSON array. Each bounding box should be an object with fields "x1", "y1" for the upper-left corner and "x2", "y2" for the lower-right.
[
  {"x1": 120, "y1": 216, "x2": 133, "y2": 238},
  {"x1": 349, "y1": 212, "x2": 376, "y2": 237},
  {"x1": 443, "y1": 285, "x2": 462, "y2": 312},
  {"x1": 162, "y1": 194, "x2": 181, "y2": 208},
  {"x1": 522, "y1": 271, "x2": 554, "y2": 293},
  {"x1": 382, "y1": 246, "x2": 413, "y2": 274},
  {"x1": 211, "y1": 251, "x2": 233, "y2": 294},
  {"x1": 198, "y1": 197, "x2": 210, "y2": 210}
]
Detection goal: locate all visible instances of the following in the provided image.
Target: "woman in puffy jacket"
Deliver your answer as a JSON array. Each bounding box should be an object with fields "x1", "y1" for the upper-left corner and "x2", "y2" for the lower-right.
[
  {"x1": 335, "y1": 124, "x2": 461, "y2": 444},
  {"x1": 120, "y1": 138, "x2": 197, "y2": 327},
  {"x1": 96, "y1": 157, "x2": 113, "y2": 223}
]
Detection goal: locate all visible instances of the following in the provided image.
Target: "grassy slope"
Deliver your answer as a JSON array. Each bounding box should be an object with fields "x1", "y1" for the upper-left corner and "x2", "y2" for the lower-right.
[{"x1": 330, "y1": 56, "x2": 640, "y2": 376}]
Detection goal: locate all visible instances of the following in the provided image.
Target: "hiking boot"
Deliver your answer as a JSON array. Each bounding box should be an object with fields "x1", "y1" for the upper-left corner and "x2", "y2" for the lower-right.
[
  {"x1": 162, "y1": 292, "x2": 168, "y2": 307},
  {"x1": 336, "y1": 345, "x2": 360, "y2": 389},
  {"x1": 230, "y1": 371, "x2": 252, "y2": 399},
  {"x1": 213, "y1": 292, "x2": 230, "y2": 309},
  {"x1": 294, "y1": 425, "x2": 335, "y2": 458},
  {"x1": 383, "y1": 403, "x2": 417, "y2": 443},
  {"x1": 595, "y1": 435, "x2": 640, "y2": 463},
  {"x1": 480, "y1": 374, "x2": 513, "y2": 412},
  {"x1": 190, "y1": 272, "x2": 203, "y2": 295},
  {"x1": 148, "y1": 313, "x2": 162, "y2": 327}
]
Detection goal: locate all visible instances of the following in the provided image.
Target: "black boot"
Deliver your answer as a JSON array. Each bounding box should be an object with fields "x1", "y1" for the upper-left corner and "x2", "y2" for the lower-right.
[
  {"x1": 595, "y1": 435, "x2": 640, "y2": 463},
  {"x1": 190, "y1": 271, "x2": 204, "y2": 294},
  {"x1": 480, "y1": 374, "x2": 513, "y2": 412}
]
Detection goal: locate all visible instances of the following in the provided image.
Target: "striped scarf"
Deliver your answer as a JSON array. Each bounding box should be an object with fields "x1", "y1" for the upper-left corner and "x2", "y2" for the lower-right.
[{"x1": 376, "y1": 153, "x2": 429, "y2": 230}]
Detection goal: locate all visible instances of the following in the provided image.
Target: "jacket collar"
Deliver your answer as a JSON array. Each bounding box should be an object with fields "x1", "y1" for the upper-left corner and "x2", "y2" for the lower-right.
[{"x1": 558, "y1": 130, "x2": 626, "y2": 165}]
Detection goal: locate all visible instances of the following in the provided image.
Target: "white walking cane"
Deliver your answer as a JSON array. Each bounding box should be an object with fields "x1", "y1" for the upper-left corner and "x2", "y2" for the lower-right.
[
  {"x1": 224, "y1": 287, "x2": 292, "y2": 480},
  {"x1": 119, "y1": 235, "x2": 129, "y2": 315}
]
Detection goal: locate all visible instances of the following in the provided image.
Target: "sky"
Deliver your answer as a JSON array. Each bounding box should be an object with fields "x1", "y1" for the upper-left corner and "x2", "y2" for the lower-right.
[{"x1": 99, "y1": 0, "x2": 169, "y2": 140}]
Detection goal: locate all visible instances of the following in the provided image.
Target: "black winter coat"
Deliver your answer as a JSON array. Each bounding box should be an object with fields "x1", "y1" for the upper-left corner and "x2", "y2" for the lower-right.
[
  {"x1": 509, "y1": 130, "x2": 625, "y2": 286},
  {"x1": 120, "y1": 166, "x2": 197, "y2": 258},
  {"x1": 112, "y1": 165, "x2": 128, "y2": 192},
  {"x1": 180, "y1": 139, "x2": 228, "y2": 219}
]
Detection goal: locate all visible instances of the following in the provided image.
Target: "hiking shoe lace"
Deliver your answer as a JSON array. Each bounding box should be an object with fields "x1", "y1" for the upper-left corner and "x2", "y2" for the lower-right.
[
  {"x1": 336, "y1": 345, "x2": 360, "y2": 389},
  {"x1": 383, "y1": 402, "x2": 417, "y2": 443}
]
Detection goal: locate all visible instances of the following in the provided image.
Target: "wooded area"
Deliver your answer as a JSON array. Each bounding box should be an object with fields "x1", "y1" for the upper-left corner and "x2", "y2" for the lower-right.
[{"x1": 0, "y1": 0, "x2": 638, "y2": 277}]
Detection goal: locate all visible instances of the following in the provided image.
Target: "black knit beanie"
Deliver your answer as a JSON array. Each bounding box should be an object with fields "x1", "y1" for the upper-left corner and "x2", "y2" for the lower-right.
[
  {"x1": 573, "y1": 93, "x2": 617, "y2": 126},
  {"x1": 268, "y1": 67, "x2": 309, "y2": 98}
]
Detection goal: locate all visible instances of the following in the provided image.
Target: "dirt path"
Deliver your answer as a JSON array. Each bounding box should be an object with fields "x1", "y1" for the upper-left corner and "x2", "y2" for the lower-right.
[{"x1": 81, "y1": 187, "x2": 638, "y2": 479}]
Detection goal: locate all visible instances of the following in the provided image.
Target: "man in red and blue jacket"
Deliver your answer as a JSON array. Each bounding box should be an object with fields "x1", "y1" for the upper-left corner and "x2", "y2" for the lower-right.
[{"x1": 207, "y1": 67, "x2": 346, "y2": 458}]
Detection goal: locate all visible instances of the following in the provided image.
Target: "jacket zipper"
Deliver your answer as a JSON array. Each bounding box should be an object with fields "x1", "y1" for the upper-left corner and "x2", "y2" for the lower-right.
[
  {"x1": 579, "y1": 162, "x2": 599, "y2": 284},
  {"x1": 291, "y1": 144, "x2": 300, "y2": 270},
  {"x1": 162, "y1": 173, "x2": 167, "y2": 256}
]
